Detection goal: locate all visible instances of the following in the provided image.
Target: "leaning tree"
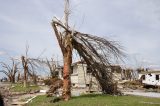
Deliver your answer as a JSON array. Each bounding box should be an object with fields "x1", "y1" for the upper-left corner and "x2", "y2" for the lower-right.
[
  {"x1": 51, "y1": 0, "x2": 124, "y2": 101},
  {"x1": 0, "y1": 58, "x2": 19, "y2": 83}
]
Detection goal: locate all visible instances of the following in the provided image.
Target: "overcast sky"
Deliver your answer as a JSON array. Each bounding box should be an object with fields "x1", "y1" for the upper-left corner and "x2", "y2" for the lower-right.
[{"x1": 0, "y1": 0, "x2": 160, "y2": 71}]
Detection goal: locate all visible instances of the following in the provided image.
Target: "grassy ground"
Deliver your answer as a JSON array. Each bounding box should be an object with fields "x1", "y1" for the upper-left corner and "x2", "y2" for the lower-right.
[
  {"x1": 10, "y1": 83, "x2": 40, "y2": 92},
  {"x1": 28, "y1": 94, "x2": 160, "y2": 106}
]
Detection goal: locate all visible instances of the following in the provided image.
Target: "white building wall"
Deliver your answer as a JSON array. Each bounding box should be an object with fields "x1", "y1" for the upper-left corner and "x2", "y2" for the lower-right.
[
  {"x1": 140, "y1": 73, "x2": 160, "y2": 86},
  {"x1": 70, "y1": 63, "x2": 98, "y2": 88},
  {"x1": 77, "y1": 64, "x2": 87, "y2": 87}
]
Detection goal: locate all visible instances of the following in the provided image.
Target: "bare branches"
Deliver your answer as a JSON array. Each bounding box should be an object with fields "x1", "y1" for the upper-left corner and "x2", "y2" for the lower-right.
[
  {"x1": 46, "y1": 58, "x2": 58, "y2": 78},
  {"x1": 52, "y1": 19, "x2": 124, "y2": 65},
  {"x1": 52, "y1": 18, "x2": 124, "y2": 94},
  {"x1": 0, "y1": 59, "x2": 19, "y2": 83},
  {"x1": 0, "y1": 70, "x2": 9, "y2": 77}
]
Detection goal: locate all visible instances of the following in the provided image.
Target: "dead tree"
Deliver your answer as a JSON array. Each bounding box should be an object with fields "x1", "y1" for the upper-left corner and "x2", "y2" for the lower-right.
[
  {"x1": 46, "y1": 58, "x2": 58, "y2": 78},
  {"x1": 136, "y1": 67, "x2": 145, "y2": 73},
  {"x1": 51, "y1": 0, "x2": 123, "y2": 100},
  {"x1": 21, "y1": 55, "x2": 28, "y2": 87},
  {"x1": 21, "y1": 45, "x2": 40, "y2": 87},
  {"x1": 52, "y1": 0, "x2": 72, "y2": 101},
  {"x1": 17, "y1": 71, "x2": 21, "y2": 82},
  {"x1": 21, "y1": 56, "x2": 41, "y2": 86},
  {"x1": 0, "y1": 58, "x2": 19, "y2": 83},
  {"x1": 124, "y1": 68, "x2": 133, "y2": 80}
]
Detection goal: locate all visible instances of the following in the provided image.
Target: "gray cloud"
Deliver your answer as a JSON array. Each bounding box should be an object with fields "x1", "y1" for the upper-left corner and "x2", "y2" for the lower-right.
[
  {"x1": 0, "y1": 51, "x2": 6, "y2": 56},
  {"x1": 0, "y1": 0, "x2": 160, "y2": 69}
]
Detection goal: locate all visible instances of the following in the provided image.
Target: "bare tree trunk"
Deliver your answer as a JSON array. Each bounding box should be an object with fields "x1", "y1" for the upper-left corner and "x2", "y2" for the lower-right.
[
  {"x1": 17, "y1": 72, "x2": 20, "y2": 82},
  {"x1": 62, "y1": 0, "x2": 72, "y2": 101},
  {"x1": 62, "y1": 47, "x2": 72, "y2": 101},
  {"x1": 24, "y1": 68, "x2": 27, "y2": 87},
  {"x1": 32, "y1": 72, "x2": 37, "y2": 85},
  {"x1": 11, "y1": 75, "x2": 15, "y2": 83},
  {"x1": 33, "y1": 76, "x2": 37, "y2": 85},
  {"x1": 24, "y1": 75, "x2": 27, "y2": 87},
  {"x1": 9, "y1": 75, "x2": 15, "y2": 83},
  {"x1": 8, "y1": 76, "x2": 12, "y2": 83},
  {"x1": 21, "y1": 56, "x2": 28, "y2": 87}
]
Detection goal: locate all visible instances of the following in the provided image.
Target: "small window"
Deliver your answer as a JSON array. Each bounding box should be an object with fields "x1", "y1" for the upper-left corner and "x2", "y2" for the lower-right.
[
  {"x1": 55, "y1": 71, "x2": 59, "y2": 76},
  {"x1": 156, "y1": 75, "x2": 159, "y2": 80},
  {"x1": 86, "y1": 84, "x2": 90, "y2": 87},
  {"x1": 87, "y1": 67, "x2": 91, "y2": 73},
  {"x1": 148, "y1": 73, "x2": 152, "y2": 76},
  {"x1": 72, "y1": 83, "x2": 75, "y2": 86},
  {"x1": 141, "y1": 75, "x2": 145, "y2": 80},
  {"x1": 70, "y1": 66, "x2": 73, "y2": 74}
]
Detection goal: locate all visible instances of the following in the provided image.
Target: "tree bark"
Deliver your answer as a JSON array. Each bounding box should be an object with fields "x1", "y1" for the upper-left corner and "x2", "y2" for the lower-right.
[
  {"x1": 24, "y1": 68, "x2": 27, "y2": 87},
  {"x1": 52, "y1": 0, "x2": 73, "y2": 101},
  {"x1": 62, "y1": 45, "x2": 72, "y2": 101},
  {"x1": 21, "y1": 56, "x2": 28, "y2": 87},
  {"x1": 62, "y1": 0, "x2": 72, "y2": 101}
]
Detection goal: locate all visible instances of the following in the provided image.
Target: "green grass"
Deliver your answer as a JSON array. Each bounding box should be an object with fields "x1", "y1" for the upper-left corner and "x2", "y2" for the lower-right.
[
  {"x1": 10, "y1": 83, "x2": 40, "y2": 92},
  {"x1": 28, "y1": 94, "x2": 160, "y2": 106}
]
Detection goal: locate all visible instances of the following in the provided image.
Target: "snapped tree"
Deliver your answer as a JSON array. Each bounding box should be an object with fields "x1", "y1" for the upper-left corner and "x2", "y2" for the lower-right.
[
  {"x1": 21, "y1": 45, "x2": 40, "y2": 87},
  {"x1": 51, "y1": 0, "x2": 124, "y2": 101}
]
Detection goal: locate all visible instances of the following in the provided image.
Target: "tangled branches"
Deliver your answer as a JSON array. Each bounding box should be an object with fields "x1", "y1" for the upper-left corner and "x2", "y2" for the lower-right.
[{"x1": 52, "y1": 19, "x2": 124, "y2": 95}]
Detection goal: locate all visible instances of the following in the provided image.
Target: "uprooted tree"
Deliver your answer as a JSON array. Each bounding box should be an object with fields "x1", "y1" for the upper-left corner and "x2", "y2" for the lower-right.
[
  {"x1": 51, "y1": 0, "x2": 123, "y2": 101},
  {"x1": 0, "y1": 58, "x2": 19, "y2": 83}
]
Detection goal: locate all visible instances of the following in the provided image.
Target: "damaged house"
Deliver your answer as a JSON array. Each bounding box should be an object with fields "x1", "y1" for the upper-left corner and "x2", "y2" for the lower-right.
[
  {"x1": 139, "y1": 71, "x2": 160, "y2": 86},
  {"x1": 56, "y1": 61, "x2": 128, "y2": 90}
]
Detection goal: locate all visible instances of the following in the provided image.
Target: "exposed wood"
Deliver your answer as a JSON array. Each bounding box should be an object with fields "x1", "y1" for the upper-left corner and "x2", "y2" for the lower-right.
[
  {"x1": 52, "y1": 19, "x2": 123, "y2": 95},
  {"x1": 21, "y1": 55, "x2": 28, "y2": 87},
  {"x1": 51, "y1": 0, "x2": 124, "y2": 100}
]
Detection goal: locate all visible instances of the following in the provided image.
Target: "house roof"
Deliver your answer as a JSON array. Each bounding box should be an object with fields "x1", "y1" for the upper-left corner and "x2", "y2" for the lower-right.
[
  {"x1": 72, "y1": 60, "x2": 86, "y2": 66},
  {"x1": 140, "y1": 71, "x2": 160, "y2": 74}
]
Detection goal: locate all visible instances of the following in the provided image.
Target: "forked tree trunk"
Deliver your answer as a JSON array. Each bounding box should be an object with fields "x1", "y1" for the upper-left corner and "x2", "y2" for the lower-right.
[
  {"x1": 11, "y1": 75, "x2": 15, "y2": 83},
  {"x1": 9, "y1": 75, "x2": 15, "y2": 83}
]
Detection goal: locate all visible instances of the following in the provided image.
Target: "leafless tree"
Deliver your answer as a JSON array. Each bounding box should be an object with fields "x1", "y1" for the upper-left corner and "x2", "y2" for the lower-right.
[
  {"x1": 21, "y1": 55, "x2": 28, "y2": 87},
  {"x1": 0, "y1": 58, "x2": 19, "y2": 83},
  {"x1": 21, "y1": 45, "x2": 40, "y2": 87},
  {"x1": 20, "y1": 44, "x2": 29, "y2": 87},
  {"x1": 123, "y1": 68, "x2": 133, "y2": 80},
  {"x1": 17, "y1": 71, "x2": 21, "y2": 82},
  {"x1": 136, "y1": 67, "x2": 145, "y2": 73},
  {"x1": 51, "y1": 0, "x2": 124, "y2": 101},
  {"x1": 46, "y1": 58, "x2": 58, "y2": 78}
]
